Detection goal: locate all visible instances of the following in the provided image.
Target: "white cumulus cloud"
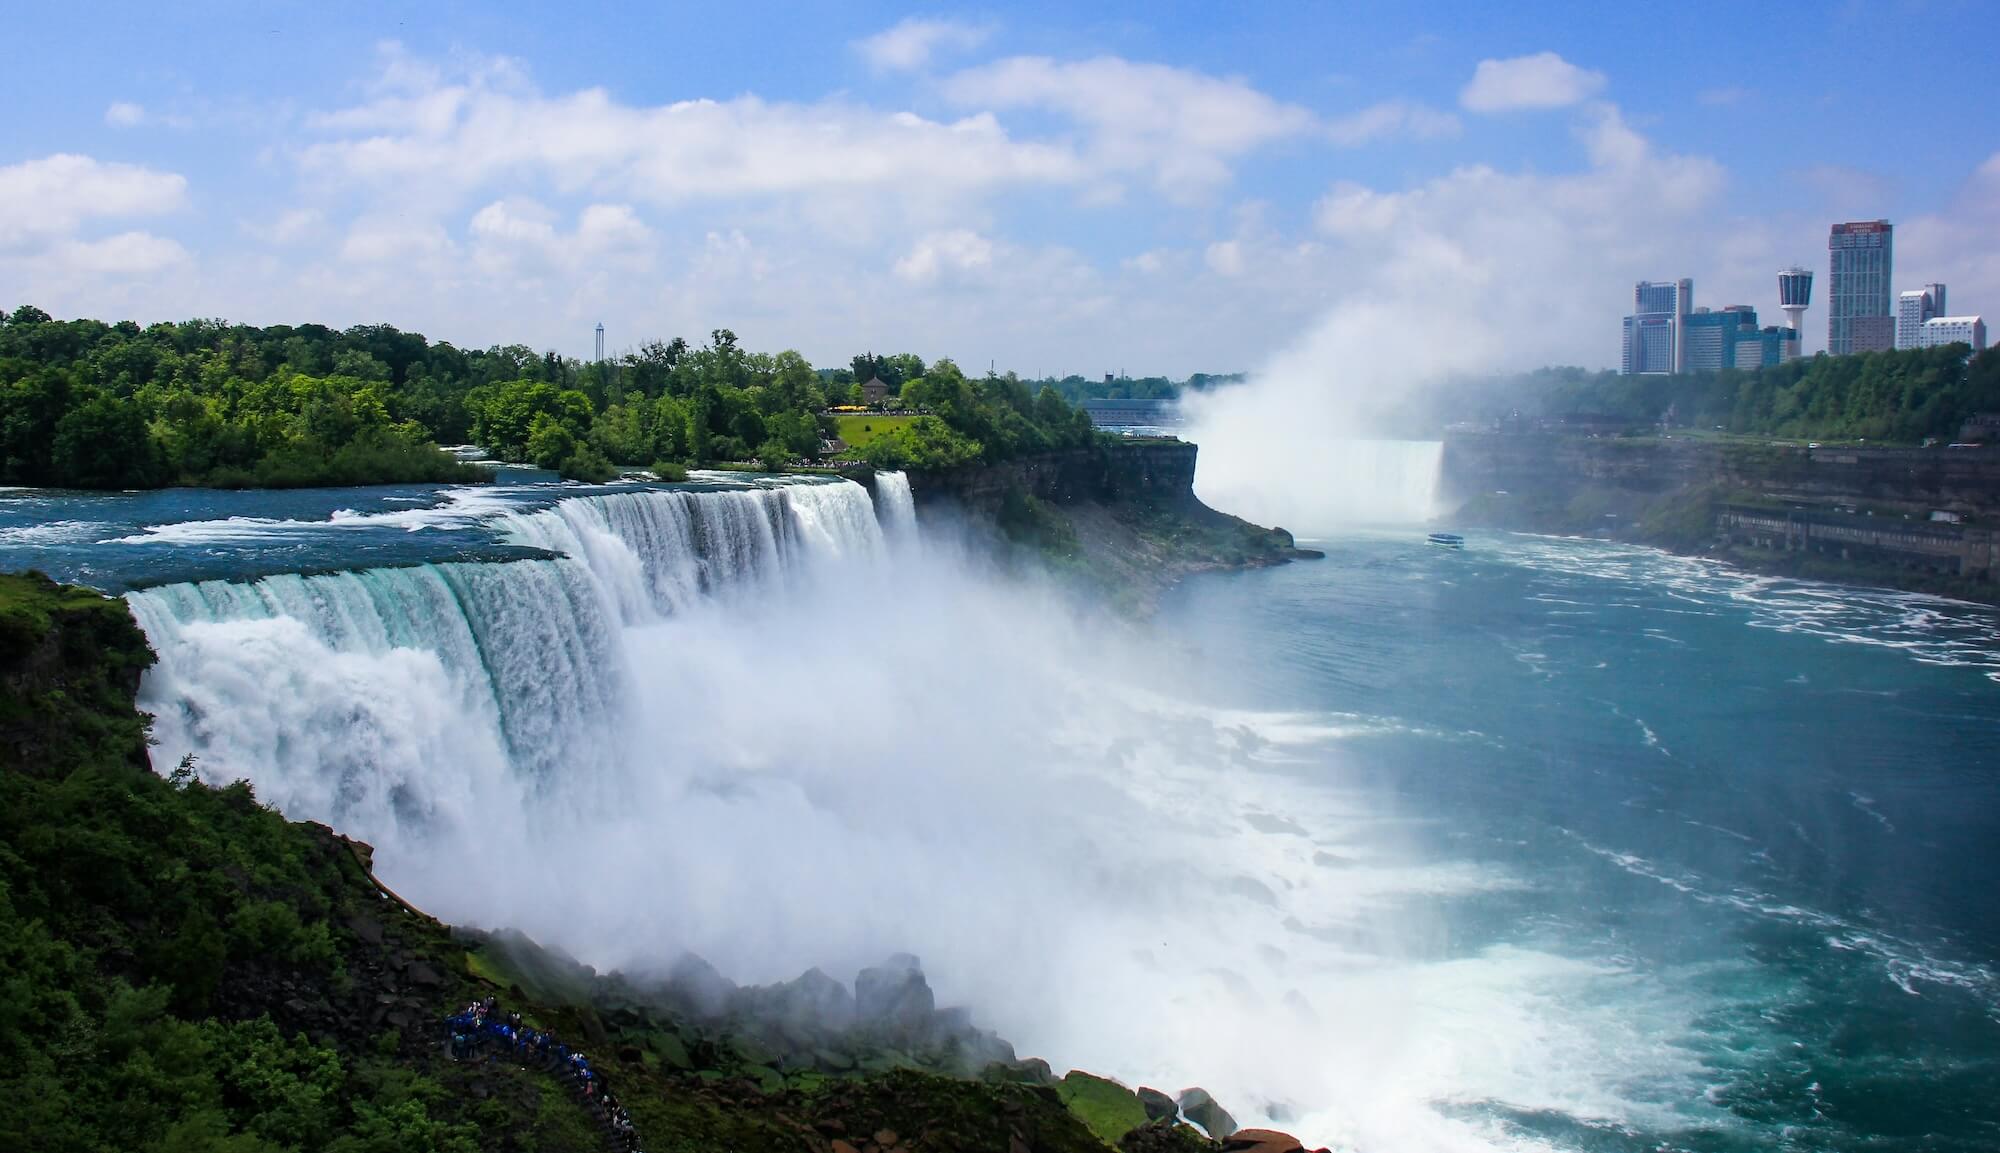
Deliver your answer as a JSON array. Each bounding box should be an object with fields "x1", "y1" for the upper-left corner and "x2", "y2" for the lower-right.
[
  {"x1": 1460, "y1": 51, "x2": 1607, "y2": 113},
  {"x1": 0, "y1": 153, "x2": 188, "y2": 246},
  {"x1": 894, "y1": 229, "x2": 995, "y2": 282},
  {"x1": 1326, "y1": 100, "x2": 1461, "y2": 147},
  {"x1": 942, "y1": 55, "x2": 1315, "y2": 194},
  {"x1": 855, "y1": 17, "x2": 992, "y2": 72}
]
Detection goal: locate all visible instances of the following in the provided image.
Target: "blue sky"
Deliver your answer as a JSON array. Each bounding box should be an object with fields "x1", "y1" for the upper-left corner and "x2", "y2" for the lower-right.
[{"x1": 4, "y1": 1, "x2": 1995, "y2": 374}]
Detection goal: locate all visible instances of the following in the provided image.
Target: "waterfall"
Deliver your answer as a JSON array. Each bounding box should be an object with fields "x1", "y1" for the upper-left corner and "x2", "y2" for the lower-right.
[
  {"x1": 130, "y1": 478, "x2": 890, "y2": 833},
  {"x1": 1324, "y1": 439, "x2": 1443, "y2": 525},
  {"x1": 873, "y1": 471, "x2": 916, "y2": 537},
  {"x1": 488, "y1": 479, "x2": 888, "y2": 623},
  {"x1": 1192, "y1": 438, "x2": 1444, "y2": 532}
]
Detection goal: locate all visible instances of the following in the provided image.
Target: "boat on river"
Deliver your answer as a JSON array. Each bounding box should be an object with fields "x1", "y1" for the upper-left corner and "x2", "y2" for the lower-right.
[{"x1": 1427, "y1": 532, "x2": 1465, "y2": 549}]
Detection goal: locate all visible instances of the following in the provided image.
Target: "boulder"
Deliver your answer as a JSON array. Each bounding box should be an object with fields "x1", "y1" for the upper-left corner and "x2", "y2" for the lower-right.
[
  {"x1": 1136, "y1": 1086, "x2": 1179, "y2": 1122},
  {"x1": 1222, "y1": 1130, "x2": 1307, "y2": 1153},
  {"x1": 1058, "y1": 1071, "x2": 1150, "y2": 1143},
  {"x1": 854, "y1": 954, "x2": 935, "y2": 1034},
  {"x1": 650, "y1": 1031, "x2": 693, "y2": 1070},
  {"x1": 981, "y1": 1057, "x2": 1057, "y2": 1086},
  {"x1": 1177, "y1": 1088, "x2": 1237, "y2": 1140},
  {"x1": 771, "y1": 965, "x2": 855, "y2": 1031},
  {"x1": 343, "y1": 914, "x2": 385, "y2": 945}
]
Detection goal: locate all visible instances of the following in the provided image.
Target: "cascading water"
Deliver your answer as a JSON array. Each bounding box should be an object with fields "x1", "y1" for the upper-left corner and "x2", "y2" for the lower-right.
[
  {"x1": 1191, "y1": 438, "x2": 1444, "y2": 533},
  {"x1": 131, "y1": 479, "x2": 892, "y2": 842},
  {"x1": 873, "y1": 470, "x2": 917, "y2": 538}
]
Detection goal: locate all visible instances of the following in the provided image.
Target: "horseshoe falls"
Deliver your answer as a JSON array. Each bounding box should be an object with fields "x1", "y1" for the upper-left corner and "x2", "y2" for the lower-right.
[
  {"x1": 1192, "y1": 437, "x2": 1445, "y2": 530},
  {"x1": 7, "y1": 470, "x2": 2000, "y2": 1152}
]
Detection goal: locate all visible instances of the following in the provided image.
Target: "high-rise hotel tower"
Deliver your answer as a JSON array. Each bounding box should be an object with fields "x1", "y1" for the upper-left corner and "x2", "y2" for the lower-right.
[{"x1": 1828, "y1": 220, "x2": 1893, "y2": 354}]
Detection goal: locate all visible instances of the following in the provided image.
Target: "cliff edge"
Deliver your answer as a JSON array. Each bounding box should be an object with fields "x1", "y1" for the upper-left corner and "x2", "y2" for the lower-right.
[{"x1": 903, "y1": 439, "x2": 1318, "y2": 611}]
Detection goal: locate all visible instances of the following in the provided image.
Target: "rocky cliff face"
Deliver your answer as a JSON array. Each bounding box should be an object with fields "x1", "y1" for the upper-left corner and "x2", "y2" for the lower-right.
[
  {"x1": 907, "y1": 441, "x2": 1201, "y2": 514},
  {"x1": 903, "y1": 440, "x2": 1313, "y2": 612},
  {"x1": 1440, "y1": 433, "x2": 2000, "y2": 602},
  {"x1": 1443, "y1": 434, "x2": 2000, "y2": 519}
]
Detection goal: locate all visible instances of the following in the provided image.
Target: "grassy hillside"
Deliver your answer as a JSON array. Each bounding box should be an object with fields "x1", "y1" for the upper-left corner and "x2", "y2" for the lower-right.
[{"x1": 832, "y1": 413, "x2": 918, "y2": 455}]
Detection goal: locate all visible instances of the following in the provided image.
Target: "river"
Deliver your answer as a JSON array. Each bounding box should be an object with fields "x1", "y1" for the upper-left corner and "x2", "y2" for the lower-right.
[{"x1": 2, "y1": 470, "x2": 1996, "y2": 1151}]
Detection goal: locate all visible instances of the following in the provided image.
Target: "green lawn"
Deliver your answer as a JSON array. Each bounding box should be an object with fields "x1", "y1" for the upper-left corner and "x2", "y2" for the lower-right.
[{"x1": 832, "y1": 413, "x2": 916, "y2": 455}]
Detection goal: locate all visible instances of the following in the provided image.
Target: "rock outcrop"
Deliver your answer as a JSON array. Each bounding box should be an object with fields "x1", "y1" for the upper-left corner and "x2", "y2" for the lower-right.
[
  {"x1": 1136, "y1": 1086, "x2": 1179, "y2": 1122},
  {"x1": 1177, "y1": 1087, "x2": 1238, "y2": 1139}
]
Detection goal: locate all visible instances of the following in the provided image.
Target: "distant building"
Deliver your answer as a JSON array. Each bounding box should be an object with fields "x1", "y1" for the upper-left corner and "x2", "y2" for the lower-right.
[
  {"x1": 594, "y1": 322, "x2": 605, "y2": 363},
  {"x1": 1897, "y1": 283, "x2": 1948, "y2": 349},
  {"x1": 859, "y1": 376, "x2": 890, "y2": 406},
  {"x1": 1778, "y1": 267, "x2": 1813, "y2": 360},
  {"x1": 1918, "y1": 316, "x2": 1988, "y2": 351},
  {"x1": 1621, "y1": 278, "x2": 1693, "y2": 375},
  {"x1": 1959, "y1": 413, "x2": 2000, "y2": 443},
  {"x1": 1828, "y1": 220, "x2": 1893, "y2": 354},
  {"x1": 1684, "y1": 305, "x2": 1788, "y2": 372},
  {"x1": 1851, "y1": 316, "x2": 1896, "y2": 353}
]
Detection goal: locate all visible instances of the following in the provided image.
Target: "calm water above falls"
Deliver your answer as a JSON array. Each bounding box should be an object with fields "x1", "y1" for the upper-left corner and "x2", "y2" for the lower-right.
[
  {"x1": 1, "y1": 475, "x2": 1997, "y2": 1151},
  {"x1": 1164, "y1": 533, "x2": 2000, "y2": 1150}
]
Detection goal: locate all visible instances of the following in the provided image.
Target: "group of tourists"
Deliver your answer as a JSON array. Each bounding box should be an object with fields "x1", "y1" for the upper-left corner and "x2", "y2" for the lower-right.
[{"x1": 444, "y1": 996, "x2": 641, "y2": 1151}]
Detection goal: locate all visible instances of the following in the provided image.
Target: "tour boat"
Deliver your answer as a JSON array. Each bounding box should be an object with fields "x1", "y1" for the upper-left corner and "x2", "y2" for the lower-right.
[{"x1": 1427, "y1": 532, "x2": 1465, "y2": 549}]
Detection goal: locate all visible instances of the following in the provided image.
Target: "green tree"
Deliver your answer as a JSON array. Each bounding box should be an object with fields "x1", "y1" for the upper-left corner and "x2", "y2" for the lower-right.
[
  {"x1": 53, "y1": 393, "x2": 163, "y2": 488},
  {"x1": 526, "y1": 412, "x2": 577, "y2": 470}
]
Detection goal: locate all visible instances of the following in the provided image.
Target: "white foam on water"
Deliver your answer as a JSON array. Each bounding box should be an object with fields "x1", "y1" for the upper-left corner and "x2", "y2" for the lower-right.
[
  {"x1": 105, "y1": 485, "x2": 548, "y2": 545},
  {"x1": 0, "y1": 518, "x2": 108, "y2": 544},
  {"x1": 1493, "y1": 533, "x2": 2000, "y2": 683}
]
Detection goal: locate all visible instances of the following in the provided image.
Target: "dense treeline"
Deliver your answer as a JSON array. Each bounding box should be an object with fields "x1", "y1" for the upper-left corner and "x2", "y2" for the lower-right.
[
  {"x1": 1039, "y1": 372, "x2": 1243, "y2": 404},
  {"x1": 0, "y1": 306, "x2": 1099, "y2": 490},
  {"x1": 1463, "y1": 345, "x2": 2000, "y2": 442}
]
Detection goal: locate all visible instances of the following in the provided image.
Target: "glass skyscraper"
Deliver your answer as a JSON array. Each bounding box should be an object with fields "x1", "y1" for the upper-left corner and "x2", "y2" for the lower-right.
[
  {"x1": 1621, "y1": 278, "x2": 1692, "y2": 374},
  {"x1": 1828, "y1": 220, "x2": 1893, "y2": 354}
]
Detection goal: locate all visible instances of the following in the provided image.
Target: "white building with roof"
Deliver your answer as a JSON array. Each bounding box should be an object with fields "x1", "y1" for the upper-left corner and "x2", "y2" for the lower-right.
[{"x1": 1918, "y1": 315, "x2": 1987, "y2": 351}]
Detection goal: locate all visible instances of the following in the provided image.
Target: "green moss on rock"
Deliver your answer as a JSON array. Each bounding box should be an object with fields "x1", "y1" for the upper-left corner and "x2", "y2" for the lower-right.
[{"x1": 1058, "y1": 1070, "x2": 1152, "y2": 1144}]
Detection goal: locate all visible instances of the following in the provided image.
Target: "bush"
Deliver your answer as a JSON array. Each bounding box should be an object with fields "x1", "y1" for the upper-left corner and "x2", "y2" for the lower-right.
[
  {"x1": 649, "y1": 461, "x2": 690, "y2": 482},
  {"x1": 556, "y1": 445, "x2": 617, "y2": 483},
  {"x1": 755, "y1": 439, "x2": 793, "y2": 472},
  {"x1": 860, "y1": 416, "x2": 982, "y2": 470}
]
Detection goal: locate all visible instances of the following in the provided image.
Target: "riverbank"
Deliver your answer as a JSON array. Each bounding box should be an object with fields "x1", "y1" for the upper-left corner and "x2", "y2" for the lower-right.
[{"x1": 1441, "y1": 432, "x2": 2000, "y2": 606}]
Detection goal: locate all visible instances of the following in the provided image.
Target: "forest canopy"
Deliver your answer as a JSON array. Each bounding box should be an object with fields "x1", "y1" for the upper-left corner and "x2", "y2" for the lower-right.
[{"x1": 0, "y1": 307, "x2": 1099, "y2": 490}]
